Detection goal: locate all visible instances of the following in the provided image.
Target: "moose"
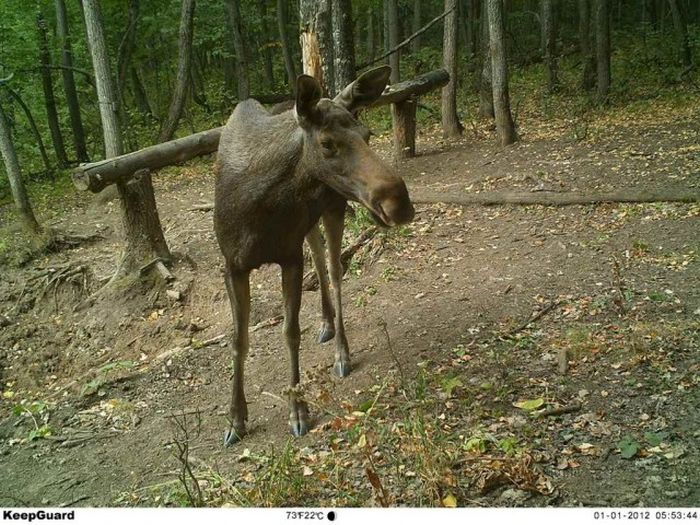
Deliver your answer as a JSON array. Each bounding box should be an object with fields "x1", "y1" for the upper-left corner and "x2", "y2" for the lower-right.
[{"x1": 214, "y1": 66, "x2": 414, "y2": 446}]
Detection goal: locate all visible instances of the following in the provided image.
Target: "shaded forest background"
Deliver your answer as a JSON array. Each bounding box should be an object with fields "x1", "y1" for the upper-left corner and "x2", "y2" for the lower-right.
[{"x1": 1, "y1": 0, "x2": 698, "y2": 205}]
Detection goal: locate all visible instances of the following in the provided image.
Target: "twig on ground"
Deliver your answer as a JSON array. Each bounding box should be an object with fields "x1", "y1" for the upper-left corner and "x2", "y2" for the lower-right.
[
  {"x1": 502, "y1": 300, "x2": 560, "y2": 340},
  {"x1": 536, "y1": 402, "x2": 582, "y2": 418}
]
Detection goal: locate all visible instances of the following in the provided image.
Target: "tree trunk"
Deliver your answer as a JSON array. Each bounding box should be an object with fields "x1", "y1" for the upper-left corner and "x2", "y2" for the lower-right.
[
  {"x1": 277, "y1": 0, "x2": 297, "y2": 91},
  {"x1": 83, "y1": 0, "x2": 170, "y2": 278},
  {"x1": 0, "y1": 102, "x2": 42, "y2": 235},
  {"x1": 225, "y1": 0, "x2": 250, "y2": 100},
  {"x1": 4, "y1": 87, "x2": 52, "y2": 173},
  {"x1": 541, "y1": 0, "x2": 558, "y2": 92},
  {"x1": 131, "y1": 67, "x2": 153, "y2": 118},
  {"x1": 487, "y1": 0, "x2": 517, "y2": 146},
  {"x1": 55, "y1": 0, "x2": 89, "y2": 162},
  {"x1": 300, "y1": 0, "x2": 334, "y2": 95},
  {"x1": 411, "y1": 0, "x2": 422, "y2": 53},
  {"x1": 391, "y1": 100, "x2": 417, "y2": 159},
  {"x1": 383, "y1": 0, "x2": 390, "y2": 64},
  {"x1": 441, "y1": 0, "x2": 463, "y2": 138},
  {"x1": 257, "y1": 0, "x2": 275, "y2": 86},
  {"x1": 37, "y1": 10, "x2": 69, "y2": 167},
  {"x1": 367, "y1": 7, "x2": 376, "y2": 61},
  {"x1": 578, "y1": 0, "x2": 596, "y2": 90},
  {"x1": 158, "y1": 0, "x2": 196, "y2": 143},
  {"x1": 331, "y1": 0, "x2": 356, "y2": 95},
  {"x1": 116, "y1": 0, "x2": 139, "y2": 103},
  {"x1": 463, "y1": 0, "x2": 477, "y2": 60},
  {"x1": 478, "y1": 0, "x2": 494, "y2": 119},
  {"x1": 667, "y1": 0, "x2": 692, "y2": 66},
  {"x1": 387, "y1": 0, "x2": 401, "y2": 83},
  {"x1": 595, "y1": 0, "x2": 611, "y2": 102}
]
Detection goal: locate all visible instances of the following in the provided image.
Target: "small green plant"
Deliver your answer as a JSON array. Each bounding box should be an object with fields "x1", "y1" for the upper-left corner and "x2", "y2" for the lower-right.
[
  {"x1": 12, "y1": 399, "x2": 52, "y2": 441},
  {"x1": 381, "y1": 265, "x2": 398, "y2": 282},
  {"x1": 646, "y1": 290, "x2": 666, "y2": 303},
  {"x1": 463, "y1": 435, "x2": 488, "y2": 454},
  {"x1": 439, "y1": 375, "x2": 463, "y2": 397},
  {"x1": 81, "y1": 360, "x2": 136, "y2": 396}
]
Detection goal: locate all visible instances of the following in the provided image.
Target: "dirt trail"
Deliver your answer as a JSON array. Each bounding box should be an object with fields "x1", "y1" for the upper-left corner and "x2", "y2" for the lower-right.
[{"x1": 1, "y1": 99, "x2": 699, "y2": 507}]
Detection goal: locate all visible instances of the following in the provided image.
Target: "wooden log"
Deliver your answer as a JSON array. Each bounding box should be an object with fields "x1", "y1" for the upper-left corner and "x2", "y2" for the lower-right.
[
  {"x1": 411, "y1": 189, "x2": 700, "y2": 206},
  {"x1": 391, "y1": 98, "x2": 417, "y2": 159},
  {"x1": 72, "y1": 127, "x2": 222, "y2": 192},
  {"x1": 372, "y1": 69, "x2": 449, "y2": 107}
]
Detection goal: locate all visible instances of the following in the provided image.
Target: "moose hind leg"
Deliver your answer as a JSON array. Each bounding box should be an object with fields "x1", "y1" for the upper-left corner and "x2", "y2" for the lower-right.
[
  {"x1": 323, "y1": 207, "x2": 351, "y2": 378},
  {"x1": 223, "y1": 266, "x2": 251, "y2": 446},
  {"x1": 306, "y1": 224, "x2": 335, "y2": 343},
  {"x1": 282, "y1": 262, "x2": 310, "y2": 437}
]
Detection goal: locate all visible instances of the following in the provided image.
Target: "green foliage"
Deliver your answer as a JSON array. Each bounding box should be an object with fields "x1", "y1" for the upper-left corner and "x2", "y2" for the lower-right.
[{"x1": 617, "y1": 435, "x2": 640, "y2": 459}]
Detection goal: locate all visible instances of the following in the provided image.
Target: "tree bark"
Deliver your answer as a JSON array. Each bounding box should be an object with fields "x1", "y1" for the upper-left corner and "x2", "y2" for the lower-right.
[
  {"x1": 441, "y1": 0, "x2": 463, "y2": 138},
  {"x1": 411, "y1": 0, "x2": 422, "y2": 53},
  {"x1": 257, "y1": 0, "x2": 275, "y2": 86},
  {"x1": 386, "y1": 0, "x2": 401, "y2": 83},
  {"x1": 225, "y1": 0, "x2": 250, "y2": 100},
  {"x1": 578, "y1": 0, "x2": 596, "y2": 90},
  {"x1": 4, "y1": 86, "x2": 52, "y2": 173},
  {"x1": 667, "y1": 0, "x2": 692, "y2": 66},
  {"x1": 116, "y1": 0, "x2": 139, "y2": 103},
  {"x1": 158, "y1": 0, "x2": 196, "y2": 143},
  {"x1": 37, "y1": 10, "x2": 69, "y2": 168},
  {"x1": 300, "y1": 0, "x2": 334, "y2": 95},
  {"x1": 332, "y1": 0, "x2": 356, "y2": 95},
  {"x1": 83, "y1": 0, "x2": 170, "y2": 278},
  {"x1": 131, "y1": 67, "x2": 153, "y2": 117},
  {"x1": 277, "y1": 0, "x2": 297, "y2": 91},
  {"x1": 541, "y1": 0, "x2": 558, "y2": 92},
  {"x1": 478, "y1": 0, "x2": 494, "y2": 119},
  {"x1": 391, "y1": 100, "x2": 417, "y2": 159},
  {"x1": 55, "y1": 0, "x2": 89, "y2": 162},
  {"x1": 595, "y1": 0, "x2": 611, "y2": 102},
  {"x1": 487, "y1": 0, "x2": 517, "y2": 146},
  {"x1": 0, "y1": 101, "x2": 42, "y2": 235},
  {"x1": 367, "y1": 7, "x2": 376, "y2": 61}
]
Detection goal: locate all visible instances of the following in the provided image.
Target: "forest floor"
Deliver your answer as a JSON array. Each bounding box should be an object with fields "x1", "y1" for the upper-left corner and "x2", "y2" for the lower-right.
[{"x1": 0, "y1": 87, "x2": 699, "y2": 508}]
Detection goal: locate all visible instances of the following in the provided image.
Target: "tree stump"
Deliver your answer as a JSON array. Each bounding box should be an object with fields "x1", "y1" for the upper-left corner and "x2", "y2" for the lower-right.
[{"x1": 391, "y1": 98, "x2": 417, "y2": 159}]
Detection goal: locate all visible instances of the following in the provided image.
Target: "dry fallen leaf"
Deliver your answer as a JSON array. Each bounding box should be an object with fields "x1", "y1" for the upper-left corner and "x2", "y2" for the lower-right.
[{"x1": 442, "y1": 493, "x2": 457, "y2": 508}]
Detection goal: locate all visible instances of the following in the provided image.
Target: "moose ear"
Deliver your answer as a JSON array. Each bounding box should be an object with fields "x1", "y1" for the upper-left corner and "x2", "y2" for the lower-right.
[
  {"x1": 334, "y1": 66, "x2": 391, "y2": 114},
  {"x1": 295, "y1": 75, "x2": 323, "y2": 127}
]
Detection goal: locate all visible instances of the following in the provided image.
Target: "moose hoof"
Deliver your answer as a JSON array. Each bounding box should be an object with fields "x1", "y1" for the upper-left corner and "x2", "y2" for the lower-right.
[
  {"x1": 223, "y1": 427, "x2": 246, "y2": 447},
  {"x1": 318, "y1": 323, "x2": 335, "y2": 343},
  {"x1": 333, "y1": 360, "x2": 351, "y2": 378},
  {"x1": 289, "y1": 404, "x2": 310, "y2": 437}
]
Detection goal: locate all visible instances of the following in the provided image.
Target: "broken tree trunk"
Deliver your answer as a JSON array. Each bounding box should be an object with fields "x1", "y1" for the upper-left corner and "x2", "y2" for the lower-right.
[{"x1": 411, "y1": 189, "x2": 700, "y2": 206}]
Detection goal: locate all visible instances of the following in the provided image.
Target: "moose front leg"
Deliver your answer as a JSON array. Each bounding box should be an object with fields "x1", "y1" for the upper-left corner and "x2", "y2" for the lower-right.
[
  {"x1": 323, "y1": 206, "x2": 351, "y2": 378},
  {"x1": 306, "y1": 224, "x2": 335, "y2": 343},
  {"x1": 281, "y1": 261, "x2": 310, "y2": 437},
  {"x1": 223, "y1": 266, "x2": 250, "y2": 446}
]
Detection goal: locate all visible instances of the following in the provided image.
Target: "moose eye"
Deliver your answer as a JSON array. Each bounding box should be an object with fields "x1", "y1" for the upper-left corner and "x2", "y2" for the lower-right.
[{"x1": 321, "y1": 139, "x2": 335, "y2": 151}]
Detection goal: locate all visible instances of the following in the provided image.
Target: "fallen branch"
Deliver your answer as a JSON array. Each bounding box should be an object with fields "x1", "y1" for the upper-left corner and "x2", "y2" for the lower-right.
[
  {"x1": 502, "y1": 301, "x2": 560, "y2": 339},
  {"x1": 250, "y1": 315, "x2": 283, "y2": 332},
  {"x1": 302, "y1": 226, "x2": 378, "y2": 291},
  {"x1": 536, "y1": 402, "x2": 582, "y2": 418},
  {"x1": 189, "y1": 203, "x2": 214, "y2": 212},
  {"x1": 411, "y1": 189, "x2": 700, "y2": 206},
  {"x1": 356, "y1": 7, "x2": 455, "y2": 70}
]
